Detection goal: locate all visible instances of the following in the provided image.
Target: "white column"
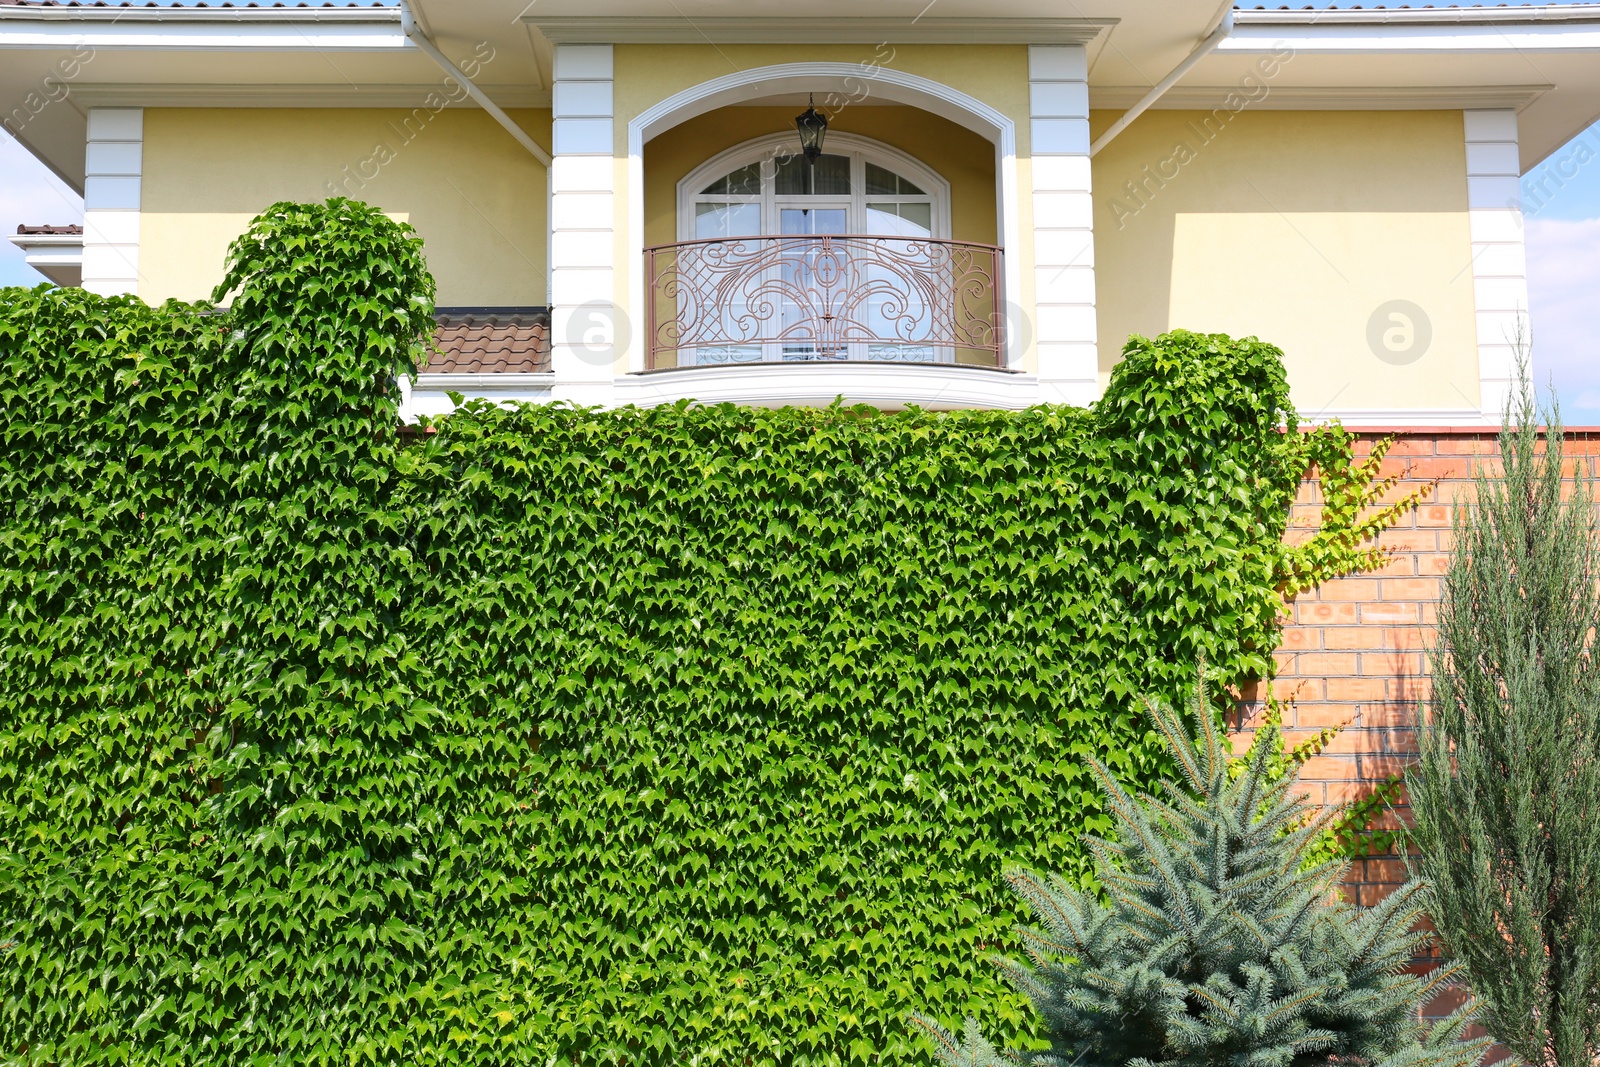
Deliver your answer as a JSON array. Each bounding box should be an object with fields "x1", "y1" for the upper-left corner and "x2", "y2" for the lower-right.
[
  {"x1": 1464, "y1": 109, "x2": 1531, "y2": 421},
  {"x1": 82, "y1": 107, "x2": 142, "y2": 297},
  {"x1": 1028, "y1": 45, "x2": 1097, "y2": 406},
  {"x1": 548, "y1": 44, "x2": 617, "y2": 404}
]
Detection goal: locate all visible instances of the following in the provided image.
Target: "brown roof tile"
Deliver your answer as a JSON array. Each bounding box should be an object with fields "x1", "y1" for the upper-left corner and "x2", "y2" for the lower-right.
[
  {"x1": 426, "y1": 307, "x2": 550, "y2": 374},
  {"x1": 15, "y1": 224, "x2": 82, "y2": 235}
]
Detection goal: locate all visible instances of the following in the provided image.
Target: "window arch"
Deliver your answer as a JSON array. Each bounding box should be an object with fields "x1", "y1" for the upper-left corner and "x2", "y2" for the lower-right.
[{"x1": 676, "y1": 132, "x2": 952, "y2": 242}]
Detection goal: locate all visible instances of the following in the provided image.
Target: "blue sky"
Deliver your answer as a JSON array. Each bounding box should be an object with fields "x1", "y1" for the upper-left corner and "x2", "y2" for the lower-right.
[{"x1": 3, "y1": 2, "x2": 1599, "y2": 421}]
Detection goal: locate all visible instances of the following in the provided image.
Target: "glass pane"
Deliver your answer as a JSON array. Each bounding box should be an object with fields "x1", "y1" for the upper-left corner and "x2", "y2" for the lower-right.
[
  {"x1": 695, "y1": 202, "x2": 760, "y2": 239},
  {"x1": 701, "y1": 162, "x2": 762, "y2": 195},
  {"x1": 866, "y1": 202, "x2": 932, "y2": 238},
  {"x1": 774, "y1": 153, "x2": 851, "y2": 195},
  {"x1": 781, "y1": 207, "x2": 848, "y2": 235},
  {"x1": 865, "y1": 161, "x2": 925, "y2": 196}
]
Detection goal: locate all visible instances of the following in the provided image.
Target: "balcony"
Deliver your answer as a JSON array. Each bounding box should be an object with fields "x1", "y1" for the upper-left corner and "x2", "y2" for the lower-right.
[{"x1": 644, "y1": 235, "x2": 1004, "y2": 371}]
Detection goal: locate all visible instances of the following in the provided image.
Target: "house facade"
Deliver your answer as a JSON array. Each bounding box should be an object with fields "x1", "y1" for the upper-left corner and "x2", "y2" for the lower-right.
[{"x1": 4, "y1": 1, "x2": 1599, "y2": 422}]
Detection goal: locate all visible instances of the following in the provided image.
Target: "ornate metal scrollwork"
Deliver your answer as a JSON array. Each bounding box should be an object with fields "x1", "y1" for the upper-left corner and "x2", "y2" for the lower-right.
[{"x1": 647, "y1": 235, "x2": 1004, "y2": 369}]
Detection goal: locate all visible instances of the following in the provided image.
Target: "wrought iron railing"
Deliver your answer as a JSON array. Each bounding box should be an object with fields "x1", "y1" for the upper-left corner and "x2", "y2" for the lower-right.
[{"x1": 645, "y1": 235, "x2": 1004, "y2": 370}]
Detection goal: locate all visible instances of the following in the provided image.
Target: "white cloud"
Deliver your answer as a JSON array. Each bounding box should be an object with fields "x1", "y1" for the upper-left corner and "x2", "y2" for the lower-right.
[
  {"x1": 1526, "y1": 216, "x2": 1600, "y2": 425},
  {"x1": 0, "y1": 132, "x2": 83, "y2": 289}
]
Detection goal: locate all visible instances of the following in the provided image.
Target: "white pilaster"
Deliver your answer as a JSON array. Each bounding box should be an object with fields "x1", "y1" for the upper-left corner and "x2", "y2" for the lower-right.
[
  {"x1": 1464, "y1": 108, "x2": 1530, "y2": 420},
  {"x1": 82, "y1": 107, "x2": 142, "y2": 296},
  {"x1": 549, "y1": 44, "x2": 617, "y2": 403},
  {"x1": 1028, "y1": 45, "x2": 1097, "y2": 406}
]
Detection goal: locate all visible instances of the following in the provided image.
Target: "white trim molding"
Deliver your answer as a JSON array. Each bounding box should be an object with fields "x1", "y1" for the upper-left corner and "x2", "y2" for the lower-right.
[
  {"x1": 548, "y1": 43, "x2": 619, "y2": 404},
  {"x1": 81, "y1": 107, "x2": 141, "y2": 297},
  {"x1": 70, "y1": 83, "x2": 551, "y2": 110},
  {"x1": 1465, "y1": 108, "x2": 1531, "y2": 420},
  {"x1": 402, "y1": 373, "x2": 556, "y2": 422},
  {"x1": 7, "y1": 232, "x2": 82, "y2": 288},
  {"x1": 1029, "y1": 44, "x2": 1097, "y2": 405},
  {"x1": 527, "y1": 17, "x2": 1113, "y2": 46},
  {"x1": 1089, "y1": 84, "x2": 1553, "y2": 112},
  {"x1": 0, "y1": 13, "x2": 405, "y2": 51},
  {"x1": 625, "y1": 62, "x2": 1024, "y2": 377},
  {"x1": 1233, "y1": 4, "x2": 1600, "y2": 26},
  {"x1": 1301, "y1": 407, "x2": 1491, "y2": 428},
  {"x1": 617, "y1": 362, "x2": 1036, "y2": 411}
]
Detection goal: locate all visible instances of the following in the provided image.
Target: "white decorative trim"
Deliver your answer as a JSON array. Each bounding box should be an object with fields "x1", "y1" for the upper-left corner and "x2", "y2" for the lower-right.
[
  {"x1": 549, "y1": 43, "x2": 617, "y2": 391},
  {"x1": 1234, "y1": 5, "x2": 1600, "y2": 25},
  {"x1": 415, "y1": 373, "x2": 555, "y2": 390},
  {"x1": 625, "y1": 62, "x2": 1023, "y2": 374},
  {"x1": 1029, "y1": 44, "x2": 1097, "y2": 405},
  {"x1": 7, "y1": 233, "x2": 82, "y2": 288},
  {"x1": 402, "y1": 375, "x2": 556, "y2": 422},
  {"x1": 71, "y1": 83, "x2": 550, "y2": 109},
  {"x1": 0, "y1": 6, "x2": 399, "y2": 21},
  {"x1": 528, "y1": 16, "x2": 1113, "y2": 45},
  {"x1": 616, "y1": 363, "x2": 1037, "y2": 411},
  {"x1": 1465, "y1": 108, "x2": 1531, "y2": 422},
  {"x1": 82, "y1": 107, "x2": 141, "y2": 297},
  {"x1": 1089, "y1": 84, "x2": 1552, "y2": 112},
  {"x1": 1221, "y1": 17, "x2": 1600, "y2": 53},
  {"x1": 0, "y1": 21, "x2": 405, "y2": 51},
  {"x1": 1301, "y1": 408, "x2": 1497, "y2": 427}
]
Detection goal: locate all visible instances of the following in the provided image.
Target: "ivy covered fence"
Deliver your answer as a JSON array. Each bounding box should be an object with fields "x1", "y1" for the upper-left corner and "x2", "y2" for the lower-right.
[{"x1": 1, "y1": 200, "x2": 1385, "y2": 1065}]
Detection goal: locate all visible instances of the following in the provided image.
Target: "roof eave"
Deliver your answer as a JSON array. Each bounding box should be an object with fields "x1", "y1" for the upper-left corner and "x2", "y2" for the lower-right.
[
  {"x1": 0, "y1": 5, "x2": 400, "y2": 23},
  {"x1": 1234, "y1": 4, "x2": 1600, "y2": 27}
]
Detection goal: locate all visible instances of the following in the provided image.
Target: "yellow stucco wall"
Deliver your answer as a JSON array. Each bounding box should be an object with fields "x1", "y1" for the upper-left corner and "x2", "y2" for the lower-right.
[
  {"x1": 1090, "y1": 109, "x2": 1480, "y2": 414},
  {"x1": 642, "y1": 105, "x2": 997, "y2": 249},
  {"x1": 139, "y1": 107, "x2": 552, "y2": 306}
]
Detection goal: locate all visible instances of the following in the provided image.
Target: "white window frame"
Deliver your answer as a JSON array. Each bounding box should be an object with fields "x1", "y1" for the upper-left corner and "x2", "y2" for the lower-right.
[{"x1": 675, "y1": 131, "x2": 951, "y2": 241}]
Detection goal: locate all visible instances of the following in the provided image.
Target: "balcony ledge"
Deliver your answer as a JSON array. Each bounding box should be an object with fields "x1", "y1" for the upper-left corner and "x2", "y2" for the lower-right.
[{"x1": 617, "y1": 361, "x2": 1036, "y2": 411}]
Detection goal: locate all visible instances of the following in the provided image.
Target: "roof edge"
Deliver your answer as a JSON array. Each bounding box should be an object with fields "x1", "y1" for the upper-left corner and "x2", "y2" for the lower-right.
[
  {"x1": 1235, "y1": 4, "x2": 1600, "y2": 27},
  {"x1": 0, "y1": 4, "x2": 399, "y2": 22}
]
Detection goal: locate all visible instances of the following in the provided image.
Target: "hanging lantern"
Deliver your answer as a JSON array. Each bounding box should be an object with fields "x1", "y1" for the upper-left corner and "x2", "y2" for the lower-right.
[{"x1": 794, "y1": 93, "x2": 828, "y2": 164}]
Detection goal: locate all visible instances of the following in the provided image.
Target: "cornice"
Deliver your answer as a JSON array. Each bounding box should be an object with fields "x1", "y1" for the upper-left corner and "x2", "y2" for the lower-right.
[
  {"x1": 70, "y1": 83, "x2": 550, "y2": 109},
  {"x1": 526, "y1": 16, "x2": 1114, "y2": 46},
  {"x1": 1089, "y1": 83, "x2": 1553, "y2": 112}
]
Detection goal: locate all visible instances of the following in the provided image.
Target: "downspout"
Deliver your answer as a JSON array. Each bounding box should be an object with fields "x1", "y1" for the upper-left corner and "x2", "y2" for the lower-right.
[
  {"x1": 398, "y1": 0, "x2": 556, "y2": 308},
  {"x1": 1089, "y1": 8, "x2": 1234, "y2": 157}
]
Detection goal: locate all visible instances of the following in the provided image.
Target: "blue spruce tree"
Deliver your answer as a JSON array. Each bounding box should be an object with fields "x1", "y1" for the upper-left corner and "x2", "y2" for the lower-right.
[{"x1": 913, "y1": 671, "x2": 1487, "y2": 1067}]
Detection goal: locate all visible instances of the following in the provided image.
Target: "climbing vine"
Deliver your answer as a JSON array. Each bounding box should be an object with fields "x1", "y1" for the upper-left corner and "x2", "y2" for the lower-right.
[{"x1": 0, "y1": 199, "x2": 1405, "y2": 1066}]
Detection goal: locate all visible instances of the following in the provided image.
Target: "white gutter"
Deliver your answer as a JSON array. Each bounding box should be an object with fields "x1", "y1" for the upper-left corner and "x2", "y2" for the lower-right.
[
  {"x1": 1089, "y1": 9, "x2": 1234, "y2": 157},
  {"x1": 0, "y1": 7, "x2": 400, "y2": 21},
  {"x1": 1234, "y1": 3, "x2": 1600, "y2": 24},
  {"x1": 398, "y1": 0, "x2": 551, "y2": 167}
]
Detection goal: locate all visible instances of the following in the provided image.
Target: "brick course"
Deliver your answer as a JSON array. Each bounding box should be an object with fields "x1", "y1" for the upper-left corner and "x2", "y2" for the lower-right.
[{"x1": 1242, "y1": 427, "x2": 1600, "y2": 910}]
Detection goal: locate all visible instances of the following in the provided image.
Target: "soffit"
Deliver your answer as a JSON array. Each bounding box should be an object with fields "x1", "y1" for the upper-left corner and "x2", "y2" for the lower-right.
[{"x1": 3, "y1": 1, "x2": 1600, "y2": 182}]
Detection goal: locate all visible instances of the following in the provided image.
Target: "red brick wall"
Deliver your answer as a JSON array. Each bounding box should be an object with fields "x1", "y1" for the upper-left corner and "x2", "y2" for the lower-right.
[{"x1": 1238, "y1": 427, "x2": 1600, "y2": 906}]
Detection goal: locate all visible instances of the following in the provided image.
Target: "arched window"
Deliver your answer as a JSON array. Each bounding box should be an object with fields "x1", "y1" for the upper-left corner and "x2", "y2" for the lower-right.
[
  {"x1": 678, "y1": 133, "x2": 950, "y2": 242},
  {"x1": 655, "y1": 133, "x2": 999, "y2": 368}
]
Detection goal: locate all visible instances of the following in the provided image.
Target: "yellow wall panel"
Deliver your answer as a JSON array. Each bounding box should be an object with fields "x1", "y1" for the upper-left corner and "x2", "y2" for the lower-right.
[
  {"x1": 1091, "y1": 109, "x2": 1479, "y2": 413},
  {"x1": 139, "y1": 107, "x2": 552, "y2": 307}
]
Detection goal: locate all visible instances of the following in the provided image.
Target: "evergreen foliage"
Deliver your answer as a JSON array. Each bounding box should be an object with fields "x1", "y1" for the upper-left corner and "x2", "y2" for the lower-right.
[
  {"x1": 0, "y1": 199, "x2": 1416, "y2": 1065},
  {"x1": 1237, "y1": 700, "x2": 1403, "y2": 869},
  {"x1": 915, "y1": 672, "x2": 1487, "y2": 1067},
  {"x1": 1408, "y1": 381, "x2": 1600, "y2": 1066}
]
